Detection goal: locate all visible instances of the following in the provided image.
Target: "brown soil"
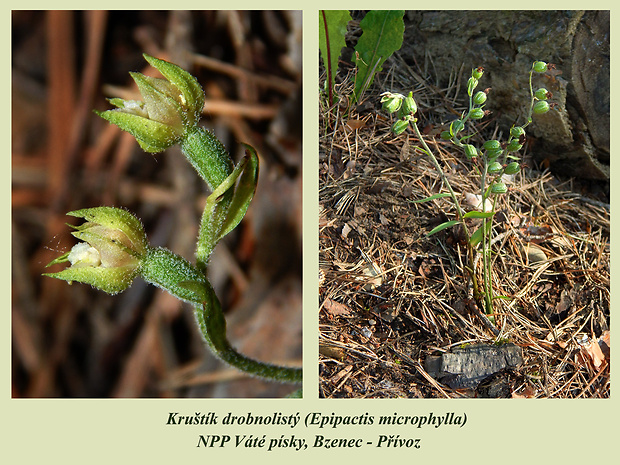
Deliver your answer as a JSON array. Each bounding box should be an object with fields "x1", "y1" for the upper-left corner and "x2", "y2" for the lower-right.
[{"x1": 319, "y1": 58, "x2": 610, "y2": 398}]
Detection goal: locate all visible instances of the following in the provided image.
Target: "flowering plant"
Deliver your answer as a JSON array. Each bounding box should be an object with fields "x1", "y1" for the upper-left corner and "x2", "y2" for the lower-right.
[
  {"x1": 44, "y1": 54, "x2": 301, "y2": 392},
  {"x1": 382, "y1": 61, "x2": 556, "y2": 330}
]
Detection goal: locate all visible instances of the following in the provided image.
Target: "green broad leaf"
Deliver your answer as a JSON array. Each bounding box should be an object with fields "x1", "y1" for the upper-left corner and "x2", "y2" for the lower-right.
[
  {"x1": 319, "y1": 10, "x2": 351, "y2": 104},
  {"x1": 469, "y1": 219, "x2": 494, "y2": 246},
  {"x1": 410, "y1": 192, "x2": 452, "y2": 203},
  {"x1": 469, "y1": 225, "x2": 484, "y2": 246},
  {"x1": 353, "y1": 10, "x2": 405, "y2": 102},
  {"x1": 427, "y1": 220, "x2": 461, "y2": 236},
  {"x1": 463, "y1": 210, "x2": 495, "y2": 219}
]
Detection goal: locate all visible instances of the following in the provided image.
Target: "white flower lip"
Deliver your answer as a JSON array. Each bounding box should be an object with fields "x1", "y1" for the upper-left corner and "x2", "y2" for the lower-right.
[{"x1": 67, "y1": 242, "x2": 102, "y2": 268}]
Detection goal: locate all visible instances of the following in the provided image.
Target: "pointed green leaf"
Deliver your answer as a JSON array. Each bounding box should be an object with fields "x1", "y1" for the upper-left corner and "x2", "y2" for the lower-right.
[
  {"x1": 196, "y1": 145, "x2": 259, "y2": 267},
  {"x1": 217, "y1": 144, "x2": 259, "y2": 241},
  {"x1": 319, "y1": 10, "x2": 351, "y2": 101},
  {"x1": 177, "y1": 280, "x2": 210, "y2": 303},
  {"x1": 353, "y1": 10, "x2": 405, "y2": 101},
  {"x1": 469, "y1": 225, "x2": 484, "y2": 246},
  {"x1": 427, "y1": 220, "x2": 460, "y2": 236},
  {"x1": 410, "y1": 192, "x2": 452, "y2": 203},
  {"x1": 463, "y1": 210, "x2": 495, "y2": 219}
]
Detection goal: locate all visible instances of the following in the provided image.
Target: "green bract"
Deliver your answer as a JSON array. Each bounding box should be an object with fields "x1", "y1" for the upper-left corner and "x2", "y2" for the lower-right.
[
  {"x1": 485, "y1": 148, "x2": 502, "y2": 160},
  {"x1": 450, "y1": 119, "x2": 464, "y2": 136},
  {"x1": 95, "y1": 54, "x2": 205, "y2": 153},
  {"x1": 44, "y1": 207, "x2": 149, "y2": 294},
  {"x1": 467, "y1": 77, "x2": 478, "y2": 96}
]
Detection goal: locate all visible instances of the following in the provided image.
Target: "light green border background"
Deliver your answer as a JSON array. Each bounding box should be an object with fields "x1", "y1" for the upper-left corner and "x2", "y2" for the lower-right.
[{"x1": 4, "y1": 3, "x2": 618, "y2": 464}]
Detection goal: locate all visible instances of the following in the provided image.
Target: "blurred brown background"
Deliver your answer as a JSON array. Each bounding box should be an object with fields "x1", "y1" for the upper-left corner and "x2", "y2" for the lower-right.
[{"x1": 11, "y1": 10, "x2": 302, "y2": 397}]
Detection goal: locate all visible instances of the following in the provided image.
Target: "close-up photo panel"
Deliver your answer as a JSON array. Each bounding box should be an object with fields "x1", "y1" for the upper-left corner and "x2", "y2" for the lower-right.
[{"x1": 12, "y1": 10, "x2": 302, "y2": 399}]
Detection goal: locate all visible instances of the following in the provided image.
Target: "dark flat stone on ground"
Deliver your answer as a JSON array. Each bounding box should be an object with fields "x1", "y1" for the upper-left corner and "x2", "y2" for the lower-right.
[{"x1": 425, "y1": 343, "x2": 523, "y2": 390}]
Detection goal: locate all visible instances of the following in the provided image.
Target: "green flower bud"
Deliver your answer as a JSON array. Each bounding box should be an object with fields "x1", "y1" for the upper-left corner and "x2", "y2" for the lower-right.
[
  {"x1": 510, "y1": 126, "x2": 525, "y2": 138},
  {"x1": 392, "y1": 118, "x2": 409, "y2": 135},
  {"x1": 95, "y1": 54, "x2": 206, "y2": 153},
  {"x1": 472, "y1": 66, "x2": 484, "y2": 80},
  {"x1": 467, "y1": 77, "x2": 478, "y2": 96},
  {"x1": 491, "y1": 182, "x2": 508, "y2": 194},
  {"x1": 381, "y1": 92, "x2": 403, "y2": 114},
  {"x1": 533, "y1": 100, "x2": 550, "y2": 114},
  {"x1": 473, "y1": 91, "x2": 487, "y2": 105},
  {"x1": 504, "y1": 161, "x2": 521, "y2": 175},
  {"x1": 533, "y1": 61, "x2": 548, "y2": 73},
  {"x1": 506, "y1": 139, "x2": 523, "y2": 152},
  {"x1": 483, "y1": 140, "x2": 501, "y2": 151},
  {"x1": 44, "y1": 207, "x2": 149, "y2": 294},
  {"x1": 535, "y1": 88, "x2": 550, "y2": 100},
  {"x1": 487, "y1": 161, "x2": 503, "y2": 175},
  {"x1": 469, "y1": 108, "x2": 485, "y2": 120},
  {"x1": 440, "y1": 131, "x2": 452, "y2": 141},
  {"x1": 400, "y1": 91, "x2": 417, "y2": 116},
  {"x1": 464, "y1": 144, "x2": 478, "y2": 159}
]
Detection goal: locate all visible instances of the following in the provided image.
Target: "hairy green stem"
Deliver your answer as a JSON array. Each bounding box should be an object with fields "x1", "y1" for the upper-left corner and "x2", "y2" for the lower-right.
[
  {"x1": 181, "y1": 126, "x2": 234, "y2": 192},
  {"x1": 194, "y1": 290, "x2": 303, "y2": 384}
]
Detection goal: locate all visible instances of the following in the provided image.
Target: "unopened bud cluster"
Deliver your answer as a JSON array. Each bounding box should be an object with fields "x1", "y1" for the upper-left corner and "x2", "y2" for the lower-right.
[
  {"x1": 381, "y1": 61, "x2": 555, "y2": 197},
  {"x1": 380, "y1": 91, "x2": 417, "y2": 135}
]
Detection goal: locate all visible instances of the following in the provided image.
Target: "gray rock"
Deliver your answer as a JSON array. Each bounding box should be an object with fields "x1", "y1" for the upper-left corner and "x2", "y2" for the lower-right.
[
  {"x1": 399, "y1": 11, "x2": 609, "y2": 180},
  {"x1": 425, "y1": 343, "x2": 523, "y2": 389}
]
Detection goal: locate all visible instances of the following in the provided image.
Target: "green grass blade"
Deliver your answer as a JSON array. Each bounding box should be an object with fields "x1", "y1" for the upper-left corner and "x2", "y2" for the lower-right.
[
  {"x1": 427, "y1": 220, "x2": 460, "y2": 236},
  {"x1": 410, "y1": 192, "x2": 452, "y2": 203},
  {"x1": 463, "y1": 210, "x2": 495, "y2": 219}
]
